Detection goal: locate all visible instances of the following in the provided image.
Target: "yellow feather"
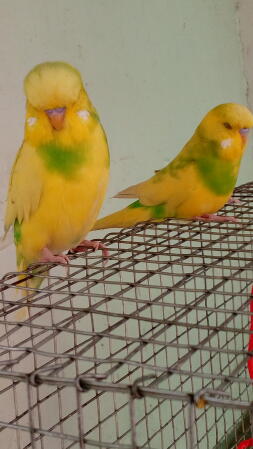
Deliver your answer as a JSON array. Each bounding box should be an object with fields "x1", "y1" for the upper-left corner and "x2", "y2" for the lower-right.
[{"x1": 24, "y1": 61, "x2": 83, "y2": 110}]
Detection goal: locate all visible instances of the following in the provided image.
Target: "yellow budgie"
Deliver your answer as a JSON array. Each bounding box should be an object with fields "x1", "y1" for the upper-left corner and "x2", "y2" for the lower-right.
[
  {"x1": 94, "y1": 103, "x2": 253, "y2": 230},
  {"x1": 4, "y1": 61, "x2": 110, "y2": 317}
]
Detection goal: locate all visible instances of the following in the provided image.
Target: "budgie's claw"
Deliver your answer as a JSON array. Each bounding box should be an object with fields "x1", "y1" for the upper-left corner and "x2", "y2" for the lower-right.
[
  {"x1": 39, "y1": 247, "x2": 69, "y2": 265},
  {"x1": 193, "y1": 214, "x2": 239, "y2": 223},
  {"x1": 69, "y1": 240, "x2": 109, "y2": 260},
  {"x1": 227, "y1": 196, "x2": 243, "y2": 205}
]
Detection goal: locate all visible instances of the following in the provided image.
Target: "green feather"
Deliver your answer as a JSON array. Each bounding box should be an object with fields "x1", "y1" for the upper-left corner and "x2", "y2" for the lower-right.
[
  {"x1": 152, "y1": 204, "x2": 166, "y2": 218},
  {"x1": 128, "y1": 200, "x2": 142, "y2": 209},
  {"x1": 14, "y1": 219, "x2": 22, "y2": 245},
  {"x1": 196, "y1": 156, "x2": 237, "y2": 195},
  {"x1": 38, "y1": 142, "x2": 87, "y2": 177},
  {"x1": 128, "y1": 200, "x2": 166, "y2": 219}
]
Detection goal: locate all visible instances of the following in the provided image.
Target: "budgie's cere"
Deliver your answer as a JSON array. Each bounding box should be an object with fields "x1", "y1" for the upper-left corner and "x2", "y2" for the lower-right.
[
  {"x1": 4, "y1": 61, "x2": 110, "y2": 299},
  {"x1": 93, "y1": 103, "x2": 253, "y2": 230}
]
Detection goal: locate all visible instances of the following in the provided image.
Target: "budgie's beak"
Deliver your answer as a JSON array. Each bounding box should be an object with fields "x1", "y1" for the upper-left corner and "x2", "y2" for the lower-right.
[
  {"x1": 239, "y1": 128, "x2": 250, "y2": 144},
  {"x1": 45, "y1": 107, "x2": 66, "y2": 130}
]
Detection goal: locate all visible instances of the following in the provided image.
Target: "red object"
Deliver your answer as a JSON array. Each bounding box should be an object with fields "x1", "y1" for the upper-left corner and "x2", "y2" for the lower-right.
[
  {"x1": 237, "y1": 440, "x2": 253, "y2": 449},
  {"x1": 237, "y1": 287, "x2": 253, "y2": 449},
  {"x1": 247, "y1": 287, "x2": 253, "y2": 378}
]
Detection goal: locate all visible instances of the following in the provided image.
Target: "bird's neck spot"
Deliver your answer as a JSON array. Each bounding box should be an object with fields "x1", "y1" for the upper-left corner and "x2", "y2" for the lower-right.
[
  {"x1": 27, "y1": 117, "x2": 37, "y2": 126},
  {"x1": 77, "y1": 110, "x2": 90, "y2": 120},
  {"x1": 221, "y1": 138, "x2": 233, "y2": 149}
]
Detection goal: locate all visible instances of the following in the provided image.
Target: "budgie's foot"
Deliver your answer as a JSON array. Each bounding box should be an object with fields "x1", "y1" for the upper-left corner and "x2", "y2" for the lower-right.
[
  {"x1": 227, "y1": 196, "x2": 242, "y2": 205},
  {"x1": 39, "y1": 247, "x2": 69, "y2": 265},
  {"x1": 69, "y1": 240, "x2": 109, "y2": 259},
  {"x1": 193, "y1": 214, "x2": 239, "y2": 223}
]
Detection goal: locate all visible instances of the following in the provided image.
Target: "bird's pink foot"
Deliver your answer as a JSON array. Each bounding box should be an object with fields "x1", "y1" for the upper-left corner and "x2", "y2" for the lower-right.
[
  {"x1": 69, "y1": 240, "x2": 109, "y2": 259},
  {"x1": 39, "y1": 247, "x2": 69, "y2": 265},
  {"x1": 227, "y1": 196, "x2": 243, "y2": 205},
  {"x1": 193, "y1": 214, "x2": 239, "y2": 223}
]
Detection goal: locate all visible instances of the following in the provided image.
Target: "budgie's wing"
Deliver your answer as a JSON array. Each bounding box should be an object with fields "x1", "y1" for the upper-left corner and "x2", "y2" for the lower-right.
[
  {"x1": 114, "y1": 174, "x2": 185, "y2": 206},
  {"x1": 4, "y1": 142, "x2": 44, "y2": 232},
  {"x1": 114, "y1": 144, "x2": 197, "y2": 206}
]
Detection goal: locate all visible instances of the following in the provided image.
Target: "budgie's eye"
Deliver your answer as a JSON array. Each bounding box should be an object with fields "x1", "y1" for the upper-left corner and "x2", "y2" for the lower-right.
[
  {"x1": 77, "y1": 110, "x2": 90, "y2": 120},
  {"x1": 27, "y1": 117, "x2": 37, "y2": 126},
  {"x1": 223, "y1": 122, "x2": 232, "y2": 130}
]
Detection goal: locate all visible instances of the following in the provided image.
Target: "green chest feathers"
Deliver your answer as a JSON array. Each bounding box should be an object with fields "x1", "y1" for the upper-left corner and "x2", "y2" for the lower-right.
[
  {"x1": 38, "y1": 143, "x2": 87, "y2": 177},
  {"x1": 196, "y1": 156, "x2": 238, "y2": 196}
]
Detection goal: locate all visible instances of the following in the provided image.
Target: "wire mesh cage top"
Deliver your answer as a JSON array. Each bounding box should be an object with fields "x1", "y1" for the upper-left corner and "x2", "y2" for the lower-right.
[{"x1": 0, "y1": 182, "x2": 252, "y2": 449}]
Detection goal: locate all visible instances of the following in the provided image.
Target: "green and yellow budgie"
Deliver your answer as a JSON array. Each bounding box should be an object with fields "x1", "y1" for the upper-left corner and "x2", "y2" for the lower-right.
[
  {"x1": 4, "y1": 62, "x2": 110, "y2": 312},
  {"x1": 93, "y1": 103, "x2": 253, "y2": 230}
]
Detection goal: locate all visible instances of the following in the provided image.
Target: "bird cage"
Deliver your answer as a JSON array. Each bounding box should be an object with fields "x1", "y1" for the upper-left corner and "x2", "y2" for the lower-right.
[{"x1": 0, "y1": 182, "x2": 252, "y2": 449}]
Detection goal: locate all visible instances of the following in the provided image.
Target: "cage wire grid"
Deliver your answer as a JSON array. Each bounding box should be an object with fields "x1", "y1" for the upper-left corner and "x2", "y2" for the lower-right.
[{"x1": 0, "y1": 183, "x2": 252, "y2": 449}]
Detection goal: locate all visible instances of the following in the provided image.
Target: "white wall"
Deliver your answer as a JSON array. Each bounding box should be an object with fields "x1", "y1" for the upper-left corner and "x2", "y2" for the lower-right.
[
  {"x1": 0, "y1": 0, "x2": 251, "y2": 273},
  {"x1": 237, "y1": 0, "x2": 253, "y2": 111}
]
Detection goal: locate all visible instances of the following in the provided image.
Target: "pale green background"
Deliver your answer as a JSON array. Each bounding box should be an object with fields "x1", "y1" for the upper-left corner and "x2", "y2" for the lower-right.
[{"x1": 0, "y1": 1, "x2": 252, "y2": 447}]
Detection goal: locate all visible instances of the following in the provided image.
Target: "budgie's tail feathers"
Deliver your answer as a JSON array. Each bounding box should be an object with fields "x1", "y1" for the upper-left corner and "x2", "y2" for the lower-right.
[
  {"x1": 93, "y1": 204, "x2": 153, "y2": 230},
  {"x1": 0, "y1": 228, "x2": 13, "y2": 251},
  {"x1": 113, "y1": 183, "x2": 141, "y2": 199},
  {"x1": 15, "y1": 258, "x2": 47, "y2": 321}
]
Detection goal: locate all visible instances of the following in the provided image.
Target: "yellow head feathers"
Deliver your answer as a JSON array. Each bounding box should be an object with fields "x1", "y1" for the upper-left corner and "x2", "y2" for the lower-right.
[
  {"x1": 24, "y1": 61, "x2": 83, "y2": 110},
  {"x1": 197, "y1": 103, "x2": 253, "y2": 141}
]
